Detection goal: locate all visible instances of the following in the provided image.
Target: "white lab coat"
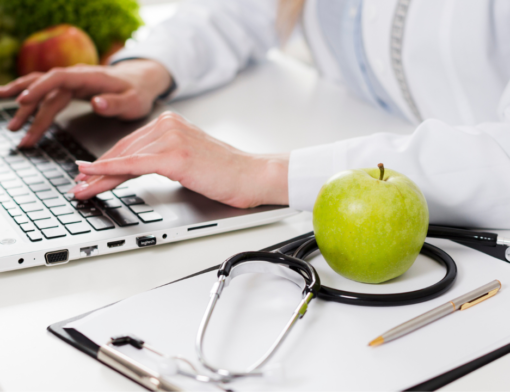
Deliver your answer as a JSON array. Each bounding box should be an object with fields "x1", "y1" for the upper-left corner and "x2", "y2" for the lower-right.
[{"x1": 113, "y1": 0, "x2": 510, "y2": 229}]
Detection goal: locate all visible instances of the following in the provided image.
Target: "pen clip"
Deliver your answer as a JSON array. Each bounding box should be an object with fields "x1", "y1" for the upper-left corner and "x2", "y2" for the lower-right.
[{"x1": 460, "y1": 287, "x2": 500, "y2": 310}]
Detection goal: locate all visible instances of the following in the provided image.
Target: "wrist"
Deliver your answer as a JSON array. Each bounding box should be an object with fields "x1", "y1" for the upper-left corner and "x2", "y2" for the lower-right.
[
  {"x1": 253, "y1": 153, "x2": 290, "y2": 206},
  {"x1": 112, "y1": 59, "x2": 173, "y2": 101}
]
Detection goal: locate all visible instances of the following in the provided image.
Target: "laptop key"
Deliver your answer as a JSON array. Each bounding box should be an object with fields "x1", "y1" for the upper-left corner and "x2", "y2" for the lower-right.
[
  {"x1": 10, "y1": 161, "x2": 31, "y2": 171},
  {"x1": 50, "y1": 177, "x2": 71, "y2": 186},
  {"x1": 14, "y1": 215, "x2": 29, "y2": 224},
  {"x1": 1, "y1": 179, "x2": 23, "y2": 189},
  {"x1": 0, "y1": 194, "x2": 10, "y2": 203},
  {"x1": 2, "y1": 201, "x2": 17, "y2": 209},
  {"x1": 138, "y1": 211, "x2": 163, "y2": 223},
  {"x1": 43, "y1": 170, "x2": 63, "y2": 179},
  {"x1": 7, "y1": 187, "x2": 29, "y2": 197},
  {"x1": 13, "y1": 195, "x2": 36, "y2": 205},
  {"x1": 29, "y1": 182, "x2": 51, "y2": 193},
  {"x1": 106, "y1": 207, "x2": 139, "y2": 227},
  {"x1": 21, "y1": 202, "x2": 44, "y2": 213},
  {"x1": 121, "y1": 196, "x2": 145, "y2": 206},
  {"x1": 8, "y1": 207, "x2": 22, "y2": 217},
  {"x1": 94, "y1": 191, "x2": 114, "y2": 201},
  {"x1": 0, "y1": 172, "x2": 16, "y2": 182},
  {"x1": 129, "y1": 204, "x2": 154, "y2": 214},
  {"x1": 87, "y1": 216, "x2": 115, "y2": 231},
  {"x1": 23, "y1": 175, "x2": 45, "y2": 185},
  {"x1": 97, "y1": 198, "x2": 122, "y2": 209},
  {"x1": 35, "y1": 162, "x2": 57, "y2": 172},
  {"x1": 27, "y1": 231, "x2": 43, "y2": 242},
  {"x1": 35, "y1": 218, "x2": 59, "y2": 230},
  {"x1": 29, "y1": 157, "x2": 49, "y2": 164},
  {"x1": 112, "y1": 188, "x2": 136, "y2": 198},
  {"x1": 71, "y1": 200, "x2": 94, "y2": 210},
  {"x1": 43, "y1": 197, "x2": 66, "y2": 208},
  {"x1": 79, "y1": 207, "x2": 102, "y2": 217},
  {"x1": 37, "y1": 190, "x2": 59, "y2": 200},
  {"x1": 20, "y1": 222, "x2": 36, "y2": 232},
  {"x1": 21, "y1": 148, "x2": 42, "y2": 158},
  {"x1": 65, "y1": 221, "x2": 91, "y2": 235},
  {"x1": 4, "y1": 155, "x2": 25, "y2": 164},
  {"x1": 51, "y1": 205, "x2": 74, "y2": 216},
  {"x1": 27, "y1": 210, "x2": 52, "y2": 221},
  {"x1": 57, "y1": 184, "x2": 73, "y2": 194},
  {"x1": 58, "y1": 213, "x2": 82, "y2": 225},
  {"x1": 16, "y1": 168, "x2": 38, "y2": 178},
  {"x1": 42, "y1": 226, "x2": 66, "y2": 239},
  {"x1": 60, "y1": 162, "x2": 78, "y2": 172}
]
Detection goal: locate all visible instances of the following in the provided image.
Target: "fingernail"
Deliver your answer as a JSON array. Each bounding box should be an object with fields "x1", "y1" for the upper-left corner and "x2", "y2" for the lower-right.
[
  {"x1": 92, "y1": 96, "x2": 108, "y2": 111},
  {"x1": 16, "y1": 89, "x2": 29, "y2": 102},
  {"x1": 74, "y1": 173, "x2": 89, "y2": 182},
  {"x1": 75, "y1": 160, "x2": 92, "y2": 167},
  {"x1": 69, "y1": 182, "x2": 89, "y2": 194}
]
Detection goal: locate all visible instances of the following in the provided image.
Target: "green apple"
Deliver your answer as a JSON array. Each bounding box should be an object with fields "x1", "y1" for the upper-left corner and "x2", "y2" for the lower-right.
[{"x1": 313, "y1": 164, "x2": 429, "y2": 284}]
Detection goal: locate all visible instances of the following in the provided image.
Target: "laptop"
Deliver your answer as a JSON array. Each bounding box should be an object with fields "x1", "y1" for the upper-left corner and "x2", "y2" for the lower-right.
[{"x1": 0, "y1": 101, "x2": 297, "y2": 272}]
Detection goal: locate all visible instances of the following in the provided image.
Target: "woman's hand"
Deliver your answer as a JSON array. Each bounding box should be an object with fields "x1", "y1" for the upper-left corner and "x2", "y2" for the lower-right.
[
  {"x1": 71, "y1": 112, "x2": 289, "y2": 208},
  {"x1": 0, "y1": 59, "x2": 172, "y2": 147}
]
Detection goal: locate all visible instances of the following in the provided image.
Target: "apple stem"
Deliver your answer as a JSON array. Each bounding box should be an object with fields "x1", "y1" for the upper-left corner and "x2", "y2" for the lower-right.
[{"x1": 378, "y1": 163, "x2": 385, "y2": 181}]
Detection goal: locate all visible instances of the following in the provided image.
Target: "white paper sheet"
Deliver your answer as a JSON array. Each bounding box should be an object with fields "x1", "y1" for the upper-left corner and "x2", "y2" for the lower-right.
[{"x1": 67, "y1": 238, "x2": 510, "y2": 391}]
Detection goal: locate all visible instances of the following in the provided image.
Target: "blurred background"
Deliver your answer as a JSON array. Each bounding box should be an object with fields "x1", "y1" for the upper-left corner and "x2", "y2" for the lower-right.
[{"x1": 0, "y1": 0, "x2": 310, "y2": 86}]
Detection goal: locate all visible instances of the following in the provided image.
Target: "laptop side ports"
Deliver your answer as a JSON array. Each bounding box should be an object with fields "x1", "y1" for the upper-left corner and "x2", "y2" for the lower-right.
[
  {"x1": 136, "y1": 236, "x2": 156, "y2": 247},
  {"x1": 45, "y1": 250, "x2": 69, "y2": 266},
  {"x1": 107, "y1": 240, "x2": 125, "y2": 248}
]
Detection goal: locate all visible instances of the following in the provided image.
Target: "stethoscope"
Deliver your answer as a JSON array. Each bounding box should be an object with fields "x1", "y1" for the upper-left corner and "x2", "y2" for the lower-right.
[
  {"x1": 194, "y1": 225, "x2": 510, "y2": 384},
  {"x1": 108, "y1": 225, "x2": 510, "y2": 388}
]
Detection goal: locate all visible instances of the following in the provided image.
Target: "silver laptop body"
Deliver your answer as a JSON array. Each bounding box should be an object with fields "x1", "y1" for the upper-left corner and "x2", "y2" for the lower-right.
[{"x1": 0, "y1": 101, "x2": 297, "y2": 272}]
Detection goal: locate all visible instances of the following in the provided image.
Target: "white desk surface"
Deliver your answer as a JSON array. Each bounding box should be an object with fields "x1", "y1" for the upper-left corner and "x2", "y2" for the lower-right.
[{"x1": 1, "y1": 5, "x2": 509, "y2": 391}]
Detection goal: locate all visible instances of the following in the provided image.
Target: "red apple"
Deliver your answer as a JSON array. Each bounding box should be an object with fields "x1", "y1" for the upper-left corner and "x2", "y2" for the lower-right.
[{"x1": 17, "y1": 24, "x2": 98, "y2": 76}]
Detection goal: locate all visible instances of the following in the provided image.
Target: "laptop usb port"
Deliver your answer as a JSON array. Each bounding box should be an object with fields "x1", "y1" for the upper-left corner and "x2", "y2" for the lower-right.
[
  {"x1": 136, "y1": 236, "x2": 157, "y2": 247},
  {"x1": 107, "y1": 240, "x2": 125, "y2": 248}
]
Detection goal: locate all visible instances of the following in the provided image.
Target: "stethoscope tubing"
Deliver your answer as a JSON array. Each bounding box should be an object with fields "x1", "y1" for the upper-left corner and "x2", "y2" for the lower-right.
[
  {"x1": 272, "y1": 231, "x2": 458, "y2": 307},
  {"x1": 294, "y1": 238, "x2": 457, "y2": 306},
  {"x1": 218, "y1": 224, "x2": 503, "y2": 308}
]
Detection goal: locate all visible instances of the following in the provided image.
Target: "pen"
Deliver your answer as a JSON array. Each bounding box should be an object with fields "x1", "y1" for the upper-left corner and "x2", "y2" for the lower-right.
[{"x1": 369, "y1": 280, "x2": 502, "y2": 347}]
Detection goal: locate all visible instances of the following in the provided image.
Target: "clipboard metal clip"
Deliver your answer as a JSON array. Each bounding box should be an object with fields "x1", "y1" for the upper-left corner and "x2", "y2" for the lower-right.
[{"x1": 98, "y1": 335, "x2": 229, "y2": 392}]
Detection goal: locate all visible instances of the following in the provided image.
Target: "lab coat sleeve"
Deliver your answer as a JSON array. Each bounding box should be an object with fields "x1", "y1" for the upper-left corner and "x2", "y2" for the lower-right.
[
  {"x1": 289, "y1": 117, "x2": 510, "y2": 229},
  {"x1": 111, "y1": 0, "x2": 278, "y2": 100}
]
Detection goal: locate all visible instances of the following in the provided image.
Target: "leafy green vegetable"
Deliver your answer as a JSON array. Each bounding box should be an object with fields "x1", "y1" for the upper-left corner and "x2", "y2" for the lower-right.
[{"x1": 0, "y1": 0, "x2": 143, "y2": 55}]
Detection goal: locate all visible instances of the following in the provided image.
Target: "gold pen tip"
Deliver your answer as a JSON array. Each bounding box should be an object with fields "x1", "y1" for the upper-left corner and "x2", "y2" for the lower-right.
[{"x1": 369, "y1": 336, "x2": 384, "y2": 347}]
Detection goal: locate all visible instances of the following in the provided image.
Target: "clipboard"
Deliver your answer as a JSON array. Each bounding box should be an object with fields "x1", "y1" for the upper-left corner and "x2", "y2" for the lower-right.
[{"x1": 48, "y1": 233, "x2": 510, "y2": 391}]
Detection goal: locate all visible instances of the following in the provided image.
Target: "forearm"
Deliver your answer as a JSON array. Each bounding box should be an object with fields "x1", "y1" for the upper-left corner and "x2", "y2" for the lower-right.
[{"x1": 111, "y1": 0, "x2": 279, "y2": 100}]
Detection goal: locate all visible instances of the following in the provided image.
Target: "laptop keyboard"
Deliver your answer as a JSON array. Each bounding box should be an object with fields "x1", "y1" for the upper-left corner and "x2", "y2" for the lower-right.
[{"x1": 0, "y1": 107, "x2": 163, "y2": 242}]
